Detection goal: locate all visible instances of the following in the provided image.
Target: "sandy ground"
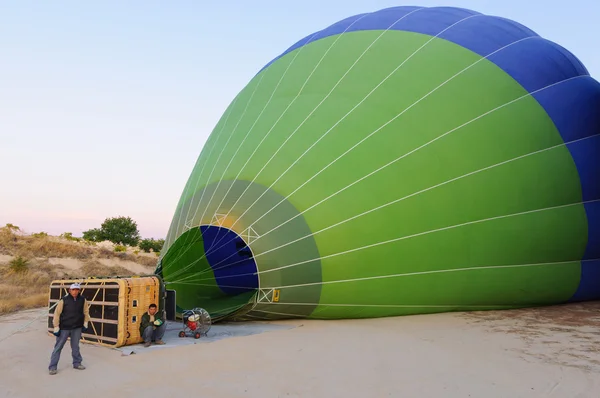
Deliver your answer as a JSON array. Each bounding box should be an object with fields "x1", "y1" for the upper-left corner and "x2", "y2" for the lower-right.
[{"x1": 0, "y1": 303, "x2": 599, "y2": 398}]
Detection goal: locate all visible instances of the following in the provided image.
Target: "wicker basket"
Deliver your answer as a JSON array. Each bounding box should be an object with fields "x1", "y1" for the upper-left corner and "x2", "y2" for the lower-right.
[{"x1": 47, "y1": 276, "x2": 165, "y2": 347}]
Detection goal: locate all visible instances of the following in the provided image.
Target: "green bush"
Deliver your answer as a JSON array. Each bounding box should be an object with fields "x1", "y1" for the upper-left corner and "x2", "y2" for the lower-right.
[
  {"x1": 139, "y1": 238, "x2": 164, "y2": 253},
  {"x1": 5, "y1": 224, "x2": 19, "y2": 231},
  {"x1": 60, "y1": 232, "x2": 81, "y2": 242},
  {"x1": 31, "y1": 232, "x2": 48, "y2": 238},
  {"x1": 114, "y1": 245, "x2": 127, "y2": 252},
  {"x1": 9, "y1": 256, "x2": 29, "y2": 273},
  {"x1": 83, "y1": 216, "x2": 140, "y2": 246}
]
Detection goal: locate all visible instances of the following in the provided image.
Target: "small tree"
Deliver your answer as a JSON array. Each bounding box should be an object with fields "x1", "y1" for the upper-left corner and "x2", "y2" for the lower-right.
[
  {"x1": 82, "y1": 228, "x2": 103, "y2": 242},
  {"x1": 100, "y1": 216, "x2": 140, "y2": 246},
  {"x1": 83, "y1": 216, "x2": 140, "y2": 246},
  {"x1": 139, "y1": 238, "x2": 165, "y2": 253}
]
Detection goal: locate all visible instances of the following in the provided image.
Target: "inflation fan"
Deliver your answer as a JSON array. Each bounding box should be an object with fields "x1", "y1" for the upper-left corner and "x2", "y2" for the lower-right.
[{"x1": 179, "y1": 308, "x2": 211, "y2": 339}]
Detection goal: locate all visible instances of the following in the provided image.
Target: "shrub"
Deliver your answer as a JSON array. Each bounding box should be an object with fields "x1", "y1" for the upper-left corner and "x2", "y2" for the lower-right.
[
  {"x1": 60, "y1": 232, "x2": 81, "y2": 242},
  {"x1": 82, "y1": 228, "x2": 103, "y2": 242},
  {"x1": 114, "y1": 245, "x2": 127, "y2": 252},
  {"x1": 83, "y1": 216, "x2": 140, "y2": 246},
  {"x1": 9, "y1": 256, "x2": 29, "y2": 273},
  {"x1": 31, "y1": 232, "x2": 48, "y2": 238},
  {"x1": 5, "y1": 223, "x2": 20, "y2": 231},
  {"x1": 139, "y1": 238, "x2": 165, "y2": 253}
]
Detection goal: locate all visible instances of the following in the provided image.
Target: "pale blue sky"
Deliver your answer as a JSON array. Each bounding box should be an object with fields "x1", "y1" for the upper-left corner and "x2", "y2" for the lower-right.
[{"x1": 1, "y1": 1, "x2": 598, "y2": 239}]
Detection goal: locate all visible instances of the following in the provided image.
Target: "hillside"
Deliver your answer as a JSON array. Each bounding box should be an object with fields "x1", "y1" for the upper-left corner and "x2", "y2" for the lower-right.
[{"x1": 0, "y1": 225, "x2": 159, "y2": 315}]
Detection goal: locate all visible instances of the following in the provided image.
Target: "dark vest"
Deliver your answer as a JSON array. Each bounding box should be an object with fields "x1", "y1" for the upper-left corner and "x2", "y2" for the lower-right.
[{"x1": 59, "y1": 294, "x2": 86, "y2": 330}]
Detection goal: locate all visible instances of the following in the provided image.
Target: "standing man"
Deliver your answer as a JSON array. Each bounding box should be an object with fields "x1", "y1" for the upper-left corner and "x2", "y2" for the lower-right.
[
  {"x1": 139, "y1": 303, "x2": 166, "y2": 347},
  {"x1": 48, "y1": 282, "x2": 90, "y2": 375}
]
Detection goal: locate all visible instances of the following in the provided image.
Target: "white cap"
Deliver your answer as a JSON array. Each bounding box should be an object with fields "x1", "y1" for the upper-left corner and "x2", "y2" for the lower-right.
[{"x1": 69, "y1": 283, "x2": 81, "y2": 290}]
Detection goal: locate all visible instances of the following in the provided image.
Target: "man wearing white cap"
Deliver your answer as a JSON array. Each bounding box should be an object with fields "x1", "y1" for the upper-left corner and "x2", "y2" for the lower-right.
[{"x1": 48, "y1": 282, "x2": 90, "y2": 375}]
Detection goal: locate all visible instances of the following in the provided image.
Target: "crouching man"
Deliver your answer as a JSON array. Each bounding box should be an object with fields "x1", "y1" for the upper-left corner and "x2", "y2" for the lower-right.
[
  {"x1": 139, "y1": 303, "x2": 166, "y2": 347},
  {"x1": 48, "y1": 283, "x2": 90, "y2": 375}
]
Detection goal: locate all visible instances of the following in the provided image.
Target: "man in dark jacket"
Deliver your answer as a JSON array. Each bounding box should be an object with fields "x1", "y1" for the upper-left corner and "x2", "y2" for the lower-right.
[
  {"x1": 139, "y1": 303, "x2": 166, "y2": 347},
  {"x1": 48, "y1": 283, "x2": 90, "y2": 375}
]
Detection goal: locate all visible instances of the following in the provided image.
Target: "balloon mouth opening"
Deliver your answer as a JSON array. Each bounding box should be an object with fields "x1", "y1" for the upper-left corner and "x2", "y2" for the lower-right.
[
  {"x1": 199, "y1": 224, "x2": 259, "y2": 295},
  {"x1": 161, "y1": 224, "x2": 259, "y2": 321}
]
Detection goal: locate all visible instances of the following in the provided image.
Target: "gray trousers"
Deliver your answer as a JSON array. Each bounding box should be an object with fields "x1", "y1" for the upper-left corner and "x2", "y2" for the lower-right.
[
  {"x1": 142, "y1": 323, "x2": 166, "y2": 343},
  {"x1": 49, "y1": 328, "x2": 82, "y2": 370}
]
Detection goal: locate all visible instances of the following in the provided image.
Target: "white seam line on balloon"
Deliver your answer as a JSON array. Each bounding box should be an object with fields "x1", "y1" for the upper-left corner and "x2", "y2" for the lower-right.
[
  {"x1": 214, "y1": 303, "x2": 251, "y2": 315},
  {"x1": 249, "y1": 304, "x2": 519, "y2": 319},
  {"x1": 162, "y1": 99, "x2": 239, "y2": 254},
  {"x1": 206, "y1": 14, "x2": 376, "y2": 238},
  {"x1": 250, "y1": 309, "x2": 307, "y2": 318},
  {"x1": 164, "y1": 10, "x2": 411, "y2": 277},
  {"x1": 161, "y1": 23, "x2": 363, "y2": 279},
  {"x1": 242, "y1": 313, "x2": 273, "y2": 321},
  {"x1": 198, "y1": 8, "x2": 430, "y2": 258},
  {"x1": 197, "y1": 39, "x2": 311, "y2": 254},
  {"x1": 161, "y1": 76, "x2": 266, "y2": 276},
  {"x1": 174, "y1": 63, "x2": 582, "y2": 282},
  {"x1": 261, "y1": 302, "x2": 556, "y2": 308},
  {"x1": 177, "y1": 196, "x2": 598, "y2": 284},
  {"x1": 211, "y1": 303, "x2": 253, "y2": 316},
  {"x1": 165, "y1": 282, "x2": 259, "y2": 289},
  {"x1": 259, "y1": 198, "x2": 600, "y2": 275},
  {"x1": 258, "y1": 302, "x2": 555, "y2": 308},
  {"x1": 268, "y1": 258, "x2": 599, "y2": 290}
]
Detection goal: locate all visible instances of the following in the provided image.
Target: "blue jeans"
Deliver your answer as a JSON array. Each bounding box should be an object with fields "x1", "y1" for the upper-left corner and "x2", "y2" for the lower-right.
[
  {"x1": 49, "y1": 328, "x2": 82, "y2": 370},
  {"x1": 142, "y1": 323, "x2": 166, "y2": 343}
]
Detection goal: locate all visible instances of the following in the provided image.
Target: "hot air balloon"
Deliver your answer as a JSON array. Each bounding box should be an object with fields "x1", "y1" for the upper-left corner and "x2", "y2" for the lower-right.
[{"x1": 157, "y1": 6, "x2": 600, "y2": 321}]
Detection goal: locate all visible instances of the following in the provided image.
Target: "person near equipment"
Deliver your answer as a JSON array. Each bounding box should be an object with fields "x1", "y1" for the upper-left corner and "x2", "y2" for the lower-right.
[
  {"x1": 139, "y1": 303, "x2": 166, "y2": 347},
  {"x1": 48, "y1": 283, "x2": 90, "y2": 375}
]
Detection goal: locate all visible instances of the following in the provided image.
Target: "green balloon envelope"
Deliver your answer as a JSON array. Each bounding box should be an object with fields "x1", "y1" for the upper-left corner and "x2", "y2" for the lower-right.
[{"x1": 158, "y1": 7, "x2": 600, "y2": 321}]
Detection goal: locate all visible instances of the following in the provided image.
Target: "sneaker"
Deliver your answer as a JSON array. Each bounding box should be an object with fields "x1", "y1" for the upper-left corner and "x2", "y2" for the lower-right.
[
  {"x1": 155, "y1": 340, "x2": 165, "y2": 345},
  {"x1": 49, "y1": 369, "x2": 57, "y2": 375},
  {"x1": 73, "y1": 364, "x2": 86, "y2": 370}
]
